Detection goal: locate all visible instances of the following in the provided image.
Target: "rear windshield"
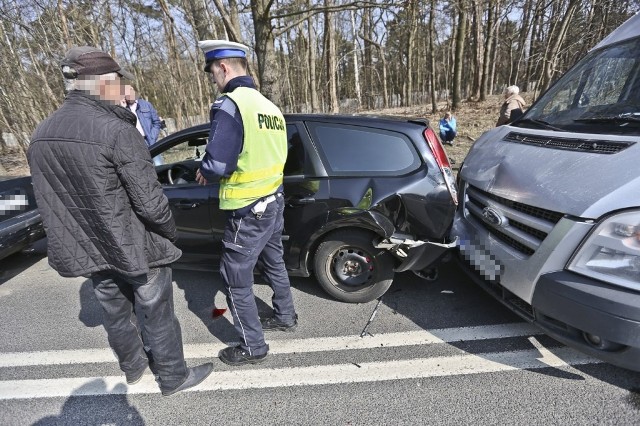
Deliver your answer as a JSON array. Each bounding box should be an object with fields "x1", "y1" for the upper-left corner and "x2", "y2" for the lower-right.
[{"x1": 515, "y1": 37, "x2": 640, "y2": 135}]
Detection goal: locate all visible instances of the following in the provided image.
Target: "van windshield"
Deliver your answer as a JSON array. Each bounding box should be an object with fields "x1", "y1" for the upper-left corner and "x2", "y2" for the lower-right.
[{"x1": 515, "y1": 37, "x2": 640, "y2": 135}]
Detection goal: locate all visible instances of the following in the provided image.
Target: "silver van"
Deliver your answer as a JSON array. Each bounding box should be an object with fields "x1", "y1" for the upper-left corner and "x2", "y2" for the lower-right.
[{"x1": 452, "y1": 13, "x2": 640, "y2": 371}]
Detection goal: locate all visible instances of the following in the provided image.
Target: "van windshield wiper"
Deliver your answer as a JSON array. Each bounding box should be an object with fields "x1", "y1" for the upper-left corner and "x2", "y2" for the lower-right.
[
  {"x1": 574, "y1": 113, "x2": 640, "y2": 124},
  {"x1": 514, "y1": 118, "x2": 566, "y2": 131}
]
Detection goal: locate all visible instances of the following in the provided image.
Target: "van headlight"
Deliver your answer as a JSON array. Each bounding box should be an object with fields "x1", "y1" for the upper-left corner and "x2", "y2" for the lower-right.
[{"x1": 568, "y1": 211, "x2": 640, "y2": 291}]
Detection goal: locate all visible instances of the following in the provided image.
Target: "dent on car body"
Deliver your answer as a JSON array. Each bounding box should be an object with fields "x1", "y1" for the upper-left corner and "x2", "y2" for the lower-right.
[{"x1": 376, "y1": 191, "x2": 457, "y2": 272}]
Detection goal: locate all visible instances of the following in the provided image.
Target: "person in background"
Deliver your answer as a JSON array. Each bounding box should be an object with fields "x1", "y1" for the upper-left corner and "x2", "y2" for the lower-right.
[
  {"x1": 195, "y1": 40, "x2": 298, "y2": 366},
  {"x1": 496, "y1": 85, "x2": 526, "y2": 126},
  {"x1": 28, "y1": 46, "x2": 212, "y2": 396},
  {"x1": 439, "y1": 112, "x2": 457, "y2": 146},
  {"x1": 123, "y1": 84, "x2": 164, "y2": 165}
]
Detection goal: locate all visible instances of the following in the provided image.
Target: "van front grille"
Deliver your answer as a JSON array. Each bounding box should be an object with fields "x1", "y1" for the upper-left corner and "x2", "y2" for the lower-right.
[
  {"x1": 504, "y1": 132, "x2": 634, "y2": 154},
  {"x1": 464, "y1": 185, "x2": 564, "y2": 256}
]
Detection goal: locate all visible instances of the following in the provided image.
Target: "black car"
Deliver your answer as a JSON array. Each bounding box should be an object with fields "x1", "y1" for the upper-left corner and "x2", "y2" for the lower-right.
[
  {"x1": 0, "y1": 176, "x2": 46, "y2": 261},
  {"x1": 151, "y1": 114, "x2": 458, "y2": 303}
]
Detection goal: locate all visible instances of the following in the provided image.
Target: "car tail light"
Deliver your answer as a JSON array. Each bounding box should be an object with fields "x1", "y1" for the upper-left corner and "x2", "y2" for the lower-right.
[{"x1": 423, "y1": 127, "x2": 458, "y2": 205}]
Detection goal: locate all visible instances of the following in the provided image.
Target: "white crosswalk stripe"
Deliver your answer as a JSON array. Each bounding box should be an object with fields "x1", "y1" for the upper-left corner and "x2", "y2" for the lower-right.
[
  {"x1": 0, "y1": 323, "x2": 602, "y2": 400},
  {"x1": 0, "y1": 322, "x2": 541, "y2": 368}
]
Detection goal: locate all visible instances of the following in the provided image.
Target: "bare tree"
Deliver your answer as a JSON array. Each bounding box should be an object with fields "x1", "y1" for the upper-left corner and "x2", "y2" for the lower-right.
[
  {"x1": 324, "y1": 0, "x2": 338, "y2": 113},
  {"x1": 538, "y1": 0, "x2": 579, "y2": 92},
  {"x1": 350, "y1": 10, "x2": 361, "y2": 110},
  {"x1": 452, "y1": 0, "x2": 468, "y2": 110}
]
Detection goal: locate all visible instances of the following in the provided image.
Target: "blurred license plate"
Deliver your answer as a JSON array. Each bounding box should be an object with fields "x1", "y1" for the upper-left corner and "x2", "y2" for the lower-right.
[{"x1": 460, "y1": 239, "x2": 502, "y2": 282}]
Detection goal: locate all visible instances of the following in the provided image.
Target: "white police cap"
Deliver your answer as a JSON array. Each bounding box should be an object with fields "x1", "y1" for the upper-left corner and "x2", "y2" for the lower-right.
[{"x1": 198, "y1": 40, "x2": 250, "y2": 72}]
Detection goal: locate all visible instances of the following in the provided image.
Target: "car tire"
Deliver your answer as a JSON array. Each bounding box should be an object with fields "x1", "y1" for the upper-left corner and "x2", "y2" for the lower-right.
[{"x1": 314, "y1": 230, "x2": 395, "y2": 303}]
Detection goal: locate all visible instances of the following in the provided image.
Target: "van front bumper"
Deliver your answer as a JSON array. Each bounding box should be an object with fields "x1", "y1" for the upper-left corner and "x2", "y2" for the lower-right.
[
  {"x1": 531, "y1": 270, "x2": 640, "y2": 372},
  {"x1": 458, "y1": 251, "x2": 640, "y2": 371}
]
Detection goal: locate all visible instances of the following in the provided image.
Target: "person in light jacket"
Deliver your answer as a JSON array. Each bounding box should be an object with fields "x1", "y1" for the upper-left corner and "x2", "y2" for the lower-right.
[
  {"x1": 439, "y1": 112, "x2": 457, "y2": 146},
  {"x1": 496, "y1": 85, "x2": 526, "y2": 126}
]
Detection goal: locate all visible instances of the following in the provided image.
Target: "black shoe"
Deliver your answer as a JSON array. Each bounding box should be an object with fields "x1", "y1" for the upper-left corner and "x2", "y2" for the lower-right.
[
  {"x1": 125, "y1": 365, "x2": 147, "y2": 385},
  {"x1": 261, "y1": 315, "x2": 298, "y2": 332},
  {"x1": 161, "y1": 363, "x2": 214, "y2": 396},
  {"x1": 219, "y1": 345, "x2": 268, "y2": 366}
]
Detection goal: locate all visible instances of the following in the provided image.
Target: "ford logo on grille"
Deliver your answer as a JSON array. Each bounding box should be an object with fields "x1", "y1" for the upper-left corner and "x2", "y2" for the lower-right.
[{"x1": 481, "y1": 207, "x2": 508, "y2": 227}]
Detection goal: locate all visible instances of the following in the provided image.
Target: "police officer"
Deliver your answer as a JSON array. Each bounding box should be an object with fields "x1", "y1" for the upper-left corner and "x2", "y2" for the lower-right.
[{"x1": 195, "y1": 40, "x2": 297, "y2": 366}]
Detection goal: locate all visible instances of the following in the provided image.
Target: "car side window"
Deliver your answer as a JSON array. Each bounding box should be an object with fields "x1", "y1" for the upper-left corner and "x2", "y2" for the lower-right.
[
  {"x1": 156, "y1": 136, "x2": 208, "y2": 186},
  {"x1": 162, "y1": 137, "x2": 206, "y2": 163},
  {"x1": 307, "y1": 123, "x2": 420, "y2": 176},
  {"x1": 284, "y1": 124, "x2": 310, "y2": 176}
]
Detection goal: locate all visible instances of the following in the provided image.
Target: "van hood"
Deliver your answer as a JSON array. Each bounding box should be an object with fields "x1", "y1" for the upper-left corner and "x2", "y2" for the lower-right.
[{"x1": 460, "y1": 126, "x2": 640, "y2": 219}]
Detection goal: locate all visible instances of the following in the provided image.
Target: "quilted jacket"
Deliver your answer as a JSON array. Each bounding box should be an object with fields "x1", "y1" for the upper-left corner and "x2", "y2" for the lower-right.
[{"x1": 28, "y1": 91, "x2": 181, "y2": 278}]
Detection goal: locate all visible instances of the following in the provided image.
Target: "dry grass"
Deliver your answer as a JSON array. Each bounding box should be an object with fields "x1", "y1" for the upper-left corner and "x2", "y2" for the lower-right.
[
  {"x1": 0, "y1": 147, "x2": 30, "y2": 176},
  {"x1": 0, "y1": 93, "x2": 533, "y2": 177},
  {"x1": 374, "y1": 93, "x2": 535, "y2": 170}
]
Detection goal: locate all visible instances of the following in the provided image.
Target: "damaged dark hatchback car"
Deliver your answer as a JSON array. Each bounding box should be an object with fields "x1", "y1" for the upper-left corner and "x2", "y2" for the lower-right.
[{"x1": 151, "y1": 114, "x2": 458, "y2": 303}]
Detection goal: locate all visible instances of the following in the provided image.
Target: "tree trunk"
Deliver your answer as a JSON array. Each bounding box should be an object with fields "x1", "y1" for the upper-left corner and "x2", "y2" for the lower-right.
[
  {"x1": 350, "y1": 10, "x2": 361, "y2": 111},
  {"x1": 480, "y1": 0, "x2": 497, "y2": 101},
  {"x1": 307, "y1": 4, "x2": 319, "y2": 112},
  {"x1": 428, "y1": 0, "x2": 438, "y2": 112},
  {"x1": 539, "y1": 0, "x2": 579, "y2": 92},
  {"x1": 452, "y1": 2, "x2": 468, "y2": 110},
  {"x1": 248, "y1": 0, "x2": 280, "y2": 103},
  {"x1": 512, "y1": 0, "x2": 532, "y2": 87},
  {"x1": 324, "y1": 0, "x2": 338, "y2": 113},
  {"x1": 470, "y1": 1, "x2": 483, "y2": 100},
  {"x1": 406, "y1": 0, "x2": 418, "y2": 106},
  {"x1": 362, "y1": 7, "x2": 373, "y2": 109},
  {"x1": 523, "y1": 0, "x2": 543, "y2": 92},
  {"x1": 57, "y1": 0, "x2": 71, "y2": 49}
]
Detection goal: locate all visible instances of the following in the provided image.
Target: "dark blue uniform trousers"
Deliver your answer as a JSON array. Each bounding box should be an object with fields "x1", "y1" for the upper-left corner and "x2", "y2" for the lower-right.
[
  {"x1": 91, "y1": 266, "x2": 189, "y2": 391},
  {"x1": 220, "y1": 194, "x2": 296, "y2": 356}
]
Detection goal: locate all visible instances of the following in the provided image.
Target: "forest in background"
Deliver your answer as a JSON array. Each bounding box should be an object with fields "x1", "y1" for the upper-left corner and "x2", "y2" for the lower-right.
[{"x1": 1, "y1": 0, "x2": 639, "y2": 156}]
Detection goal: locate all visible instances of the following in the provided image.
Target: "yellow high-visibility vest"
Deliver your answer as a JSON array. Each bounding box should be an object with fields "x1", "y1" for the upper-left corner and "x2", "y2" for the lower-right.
[{"x1": 219, "y1": 87, "x2": 287, "y2": 210}]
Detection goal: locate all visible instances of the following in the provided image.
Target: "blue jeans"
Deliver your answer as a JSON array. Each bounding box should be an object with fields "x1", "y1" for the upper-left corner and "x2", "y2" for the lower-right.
[
  {"x1": 220, "y1": 194, "x2": 296, "y2": 356},
  {"x1": 440, "y1": 129, "x2": 456, "y2": 143},
  {"x1": 91, "y1": 266, "x2": 188, "y2": 390}
]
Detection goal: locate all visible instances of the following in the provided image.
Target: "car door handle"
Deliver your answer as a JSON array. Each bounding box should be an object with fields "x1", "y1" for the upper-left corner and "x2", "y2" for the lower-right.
[
  {"x1": 290, "y1": 197, "x2": 315, "y2": 205},
  {"x1": 174, "y1": 201, "x2": 200, "y2": 209}
]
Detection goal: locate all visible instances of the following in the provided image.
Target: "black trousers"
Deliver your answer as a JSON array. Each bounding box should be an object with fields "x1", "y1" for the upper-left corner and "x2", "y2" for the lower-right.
[
  {"x1": 220, "y1": 194, "x2": 296, "y2": 356},
  {"x1": 91, "y1": 266, "x2": 188, "y2": 390}
]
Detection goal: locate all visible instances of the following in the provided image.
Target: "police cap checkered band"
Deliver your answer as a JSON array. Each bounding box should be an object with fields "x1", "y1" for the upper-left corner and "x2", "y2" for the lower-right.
[{"x1": 61, "y1": 46, "x2": 134, "y2": 80}]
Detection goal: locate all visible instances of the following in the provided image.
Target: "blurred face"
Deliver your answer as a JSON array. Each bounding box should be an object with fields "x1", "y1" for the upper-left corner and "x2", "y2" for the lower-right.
[
  {"x1": 124, "y1": 85, "x2": 136, "y2": 104},
  {"x1": 98, "y1": 74, "x2": 125, "y2": 104}
]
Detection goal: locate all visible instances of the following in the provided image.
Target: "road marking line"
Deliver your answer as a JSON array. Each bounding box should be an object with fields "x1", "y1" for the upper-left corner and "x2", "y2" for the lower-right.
[
  {"x1": 528, "y1": 336, "x2": 568, "y2": 367},
  {"x1": 0, "y1": 347, "x2": 600, "y2": 400},
  {"x1": 0, "y1": 322, "x2": 541, "y2": 368}
]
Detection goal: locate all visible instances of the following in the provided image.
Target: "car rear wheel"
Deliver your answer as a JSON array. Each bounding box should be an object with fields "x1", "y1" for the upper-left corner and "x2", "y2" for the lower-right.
[{"x1": 314, "y1": 230, "x2": 395, "y2": 303}]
